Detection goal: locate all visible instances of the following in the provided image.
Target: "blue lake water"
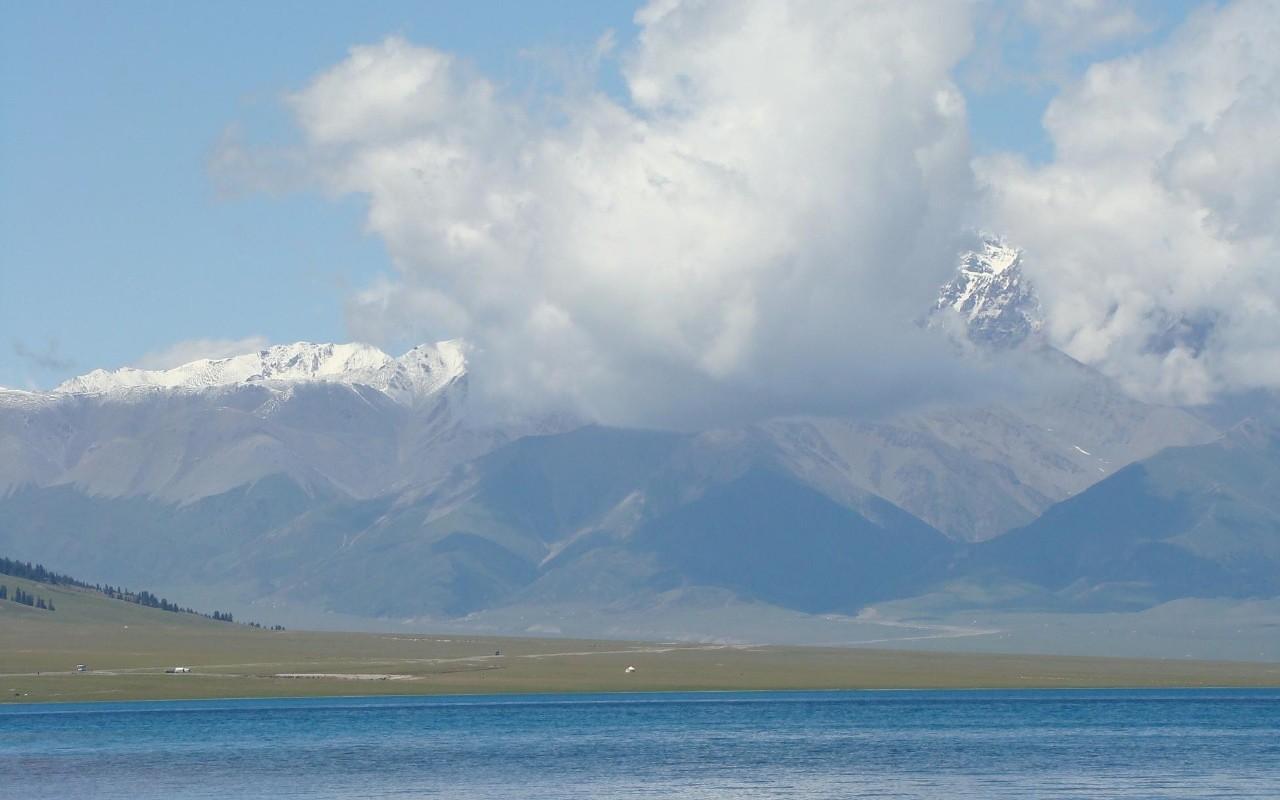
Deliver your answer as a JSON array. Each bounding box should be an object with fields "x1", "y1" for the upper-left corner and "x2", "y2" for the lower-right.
[{"x1": 2, "y1": 689, "x2": 1278, "y2": 798}]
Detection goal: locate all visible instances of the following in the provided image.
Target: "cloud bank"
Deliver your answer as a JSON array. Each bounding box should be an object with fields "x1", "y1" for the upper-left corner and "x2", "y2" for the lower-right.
[
  {"x1": 221, "y1": 0, "x2": 1280, "y2": 419},
  {"x1": 261, "y1": 0, "x2": 981, "y2": 425},
  {"x1": 980, "y1": 0, "x2": 1280, "y2": 404}
]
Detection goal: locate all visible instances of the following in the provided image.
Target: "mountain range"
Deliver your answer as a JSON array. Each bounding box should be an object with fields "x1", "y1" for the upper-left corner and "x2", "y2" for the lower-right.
[{"x1": 2, "y1": 238, "x2": 1273, "y2": 650}]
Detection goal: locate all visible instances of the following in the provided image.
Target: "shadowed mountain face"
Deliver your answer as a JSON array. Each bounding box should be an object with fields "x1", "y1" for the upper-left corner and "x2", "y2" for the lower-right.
[
  {"x1": 0, "y1": 475, "x2": 334, "y2": 593},
  {"x1": 632, "y1": 468, "x2": 953, "y2": 613},
  {"x1": 966, "y1": 421, "x2": 1280, "y2": 609},
  {"x1": 5, "y1": 417, "x2": 1273, "y2": 625},
  {"x1": 0, "y1": 426, "x2": 956, "y2": 619},
  {"x1": 312, "y1": 428, "x2": 958, "y2": 617}
]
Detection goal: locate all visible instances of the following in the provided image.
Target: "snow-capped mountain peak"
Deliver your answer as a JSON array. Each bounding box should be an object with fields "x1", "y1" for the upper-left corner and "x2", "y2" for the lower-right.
[
  {"x1": 52, "y1": 341, "x2": 467, "y2": 404},
  {"x1": 934, "y1": 235, "x2": 1043, "y2": 348}
]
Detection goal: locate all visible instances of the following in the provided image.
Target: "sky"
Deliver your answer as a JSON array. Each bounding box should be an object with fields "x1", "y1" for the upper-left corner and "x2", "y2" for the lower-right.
[
  {"x1": 0, "y1": 0, "x2": 640, "y2": 390},
  {"x1": 3, "y1": 0, "x2": 1275, "y2": 424}
]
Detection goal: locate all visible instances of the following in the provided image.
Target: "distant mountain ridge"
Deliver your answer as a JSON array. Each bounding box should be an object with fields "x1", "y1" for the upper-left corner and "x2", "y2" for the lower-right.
[
  {"x1": 50, "y1": 340, "x2": 467, "y2": 405},
  {"x1": 0, "y1": 240, "x2": 1257, "y2": 636},
  {"x1": 0, "y1": 339, "x2": 538, "y2": 503}
]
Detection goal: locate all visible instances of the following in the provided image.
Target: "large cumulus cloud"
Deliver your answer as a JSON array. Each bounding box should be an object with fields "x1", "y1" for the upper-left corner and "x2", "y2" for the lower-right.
[
  {"x1": 268, "y1": 0, "x2": 980, "y2": 426},
  {"x1": 980, "y1": 0, "x2": 1280, "y2": 404}
]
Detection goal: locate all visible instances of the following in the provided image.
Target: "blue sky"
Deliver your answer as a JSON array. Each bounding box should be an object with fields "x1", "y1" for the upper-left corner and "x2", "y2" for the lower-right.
[{"x1": 0, "y1": 0, "x2": 1203, "y2": 390}]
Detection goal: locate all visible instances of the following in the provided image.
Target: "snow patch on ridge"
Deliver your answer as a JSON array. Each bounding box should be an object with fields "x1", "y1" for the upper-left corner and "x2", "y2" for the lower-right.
[
  {"x1": 50, "y1": 341, "x2": 467, "y2": 405},
  {"x1": 0, "y1": 387, "x2": 52, "y2": 411},
  {"x1": 934, "y1": 235, "x2": 1043, "y2": 348}
]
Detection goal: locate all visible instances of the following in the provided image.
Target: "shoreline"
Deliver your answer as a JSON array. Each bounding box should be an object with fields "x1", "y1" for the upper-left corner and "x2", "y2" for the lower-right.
[{"x1": 5, "y1": 681, "x2": 1280, "y2": 708}]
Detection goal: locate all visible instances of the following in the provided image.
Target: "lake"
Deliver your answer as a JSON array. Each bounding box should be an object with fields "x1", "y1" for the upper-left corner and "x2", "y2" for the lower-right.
[{"x1": 2, "y1": 689, "x2": 1278, "y2": 798}]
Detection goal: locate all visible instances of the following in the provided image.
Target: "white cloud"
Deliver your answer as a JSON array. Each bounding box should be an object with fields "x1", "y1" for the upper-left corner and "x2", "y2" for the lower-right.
[
  {"x1": 1020, "y1": 0, "x2": 1149, "y2": 54},
  {"x1": 963, "y1": 0, "x2": 1153, "y2": 92},
  {"x1": 979, "y1": 0, "x2": 1280, "y2": 404},
  {"x1": 135, "y1": 336, "x2": 269, "y2": 370},
  {"x1": 271, "y1": 1, "x2": 981, "y2": 426}
]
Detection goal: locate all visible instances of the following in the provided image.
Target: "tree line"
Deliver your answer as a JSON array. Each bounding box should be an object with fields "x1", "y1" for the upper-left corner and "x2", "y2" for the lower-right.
[
  {"x1": 0, "y1": 556, "x2": 282, "y2": 630},
  {"x1": 0, "y1": 583, "x2": 54, "y2": 610},
  {"x1": 0, "y1": 557, "x2": 83, "y2": 588}
]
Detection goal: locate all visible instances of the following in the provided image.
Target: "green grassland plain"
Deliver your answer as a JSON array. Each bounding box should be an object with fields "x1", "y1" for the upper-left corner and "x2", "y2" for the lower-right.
[{"x1": 2, "y1": 574, "x2": 1278, "y2": 704}]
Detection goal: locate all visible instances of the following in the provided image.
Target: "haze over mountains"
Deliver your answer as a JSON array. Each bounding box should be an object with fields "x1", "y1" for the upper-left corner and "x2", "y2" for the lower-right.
[{"x1": 2, "y1": 240, "x2": 1275, "y2": 656}]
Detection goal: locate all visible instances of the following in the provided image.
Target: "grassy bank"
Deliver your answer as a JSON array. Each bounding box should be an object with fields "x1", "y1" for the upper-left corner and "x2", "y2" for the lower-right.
[{"x1": 3, "y1": 575, "x2": 1278, "y2": 703}]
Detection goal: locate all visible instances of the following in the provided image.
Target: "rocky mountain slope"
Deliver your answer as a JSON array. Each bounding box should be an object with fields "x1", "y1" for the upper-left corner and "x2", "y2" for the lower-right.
[
  {"x1": 962, "y1": 420, "x2": 1280, "y2": 610},
  {"x1": 761, "y1": 348, "x2": 1216, "y2": 541},
  {"x1": 0, "y1": 341, "x2": 542, "y2": 501},
  {"x1": 932, "y1": 235, "x2": 1043, "y2": 348}
]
